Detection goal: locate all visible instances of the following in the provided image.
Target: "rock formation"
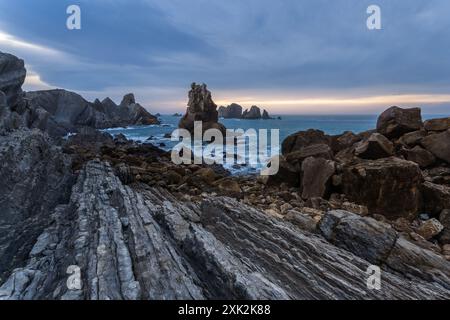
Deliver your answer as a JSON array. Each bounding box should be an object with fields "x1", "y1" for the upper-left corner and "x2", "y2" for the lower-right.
[
  {"x1": 242, "y1": 105, "x2": 262, "y2": 119},
  {"x1": 279, "y1": 106, "x2": 450, "y2": 224},
  {"x1": 218, "y1": 103, "x2": 243, "y2": 119},
  {"x1": 1, "y1": 52, "x2": 450, "y2": 300},
  {"x1": 26, "y1": 90, "x2": 159, "y2": 136},
  {"x1": 178, "y1": 83, "x2": 226, "y2": 134}
]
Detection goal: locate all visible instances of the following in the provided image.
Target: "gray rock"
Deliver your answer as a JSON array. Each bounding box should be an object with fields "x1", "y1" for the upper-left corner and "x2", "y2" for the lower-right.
[
  {"x1": 421, "y1": 182, "x2": 450, "y2": 216},
  {"x1": 0, "y1": 51, "x2": 26, "y2": 107},
  {"x1": 242, "y1": 106, "x2": 262, "y2": 119}
]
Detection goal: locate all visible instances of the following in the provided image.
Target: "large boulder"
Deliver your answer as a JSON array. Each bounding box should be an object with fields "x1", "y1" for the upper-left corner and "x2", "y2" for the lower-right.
[
  {"x1": 354, "y1": 133, "x2": 394, "y2": 160},
  {"x1": 421, "y1": 182, "x2": 450, "y2": 216},
  {"x1": 439, "y1": 209, "x2": 450, "y2": 244},
  {"x1": 301, "y1": 157, "x2": 335, "y2": 200},
  {"x1": 285, "y1": 143, "x2": 333, "y2": 169},
  {"x1": 402, "y1": 146, "x2": 436, "y2": 168},
  {"x1": 265, "y1": 155, "x2": 300, "y2": 187},
  {"x1": 342, "y1": 157, "x2": 423, "y2": 220},
  {"x1": 179, "y1": 83, "x2": 226, "y2": 134},
  {"x1": 0, "y1": 51, "x2": 26, "y2": 107},
  {"x1": 242, "y1": 105, "x2": 262, "y2": 119},
  {"x1": 376, "y1": 106, "x2": 423, "y2": 139},
  {"x1": 424, "y1": 117, "x2": 450, "y2": 132},
  {"x1": 319, "y1": 210, "x2": 398, "y2": 264},
  {"x1": 421, "y1": 129, "x2": 450, "y2": 164},
  {"x1": 282, "y1": 129, "x2": 330, "y2": 155},
  {"x1": 398, "y1": 130, "x2": 427, "y2": 147}
]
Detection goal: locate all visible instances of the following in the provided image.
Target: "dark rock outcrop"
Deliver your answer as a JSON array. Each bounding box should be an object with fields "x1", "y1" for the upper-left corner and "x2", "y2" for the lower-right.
[
  {"x1": 242, "y1": 106, "x2": 262, "y2": 119},
  {"x1": 219, "y1": 103, "x2": 243, "y2": 119},
  {"x1": 354, "y1": 133, "x2": 394, "y2": 160},
  {"x1": 0, "y1": 129, "x2": 73, "y2": 283},
  {"x1": 0, "y1": 51, "x2": 26, "y2": 107},
  {"x1": 402, "y1": 146, "x2": 436, "y2": 168},
  {"x1": 376, "y1": 106, "x2": 423, "y2": 139},
  {"x1": 341, "y1": 157, "x2": 422, "y2": 220},
  {"x1": 179, "y1": 83, "x2": 226, "y2": 134},
  {"x1": 26, "y1": 90, "x2": 159, "y2": 136},
  {"x1": 421, "y1": 129, "x2": 450, "y2": 164},
  {"x1": 301, "y1": 157, "x2": 335, "y2": 200},
  {"x1": 282, "y1": 129, "x2": 330, "y2": 155}
]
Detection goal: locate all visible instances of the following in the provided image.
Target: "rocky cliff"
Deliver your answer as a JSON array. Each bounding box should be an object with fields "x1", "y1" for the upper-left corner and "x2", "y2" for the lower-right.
[
  {"x1": 179, "y1": 83, "x2": 226, "y2": 134},
  {"x1": 1, "y1": 51, "x2": 450, "y2": 300}
]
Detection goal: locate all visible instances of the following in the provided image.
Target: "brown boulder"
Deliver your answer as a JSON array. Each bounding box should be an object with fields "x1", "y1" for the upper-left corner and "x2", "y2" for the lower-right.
[
  {"x1": 282, "y1": 129, "x2": 330, "y2": 155},
  {"x1": 285, "y1": 143, "x2": 333, "y2": 168},
  {"x1": 265, "y1": 155, "x2": 300, "y2": 187},
  {"x1": 301, "y1": 157, "x2": 335, "y2": 200},
  {"x1": 342, "y1": 157, "x2": 423, "y2": 219},
  {"x1": 421, "y1": 129, "x2": 450, "y2": 164},
  {"x1": 402, "y1": 146, "x2": 436, "y2": 168},
  {"x1": 376, "y1": 106, "x2": 423, "y2": 139},
  {"x1": 354, "y1": 133, "x2": 394, "y2": 160},
  {"x1": 421, "y1": 182, "x2": 450, "y2": 216},
  {"x1": 398, "y1": 130, "x2": 426, "y2": 146},
  {"x1": 424, "y1": 117, "x2": 450, "y2": 132}
]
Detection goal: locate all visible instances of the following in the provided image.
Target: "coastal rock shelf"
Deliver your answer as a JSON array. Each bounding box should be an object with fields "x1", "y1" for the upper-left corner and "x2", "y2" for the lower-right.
[
  {"x1": 1, "y1": 160, "x2": 449, "y2": 300},
  {"x1": 1, "y1": 50, "x2": 450, "y2": 300}
]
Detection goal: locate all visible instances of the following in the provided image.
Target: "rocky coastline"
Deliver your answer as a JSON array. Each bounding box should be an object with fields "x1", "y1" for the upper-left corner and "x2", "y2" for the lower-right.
[{"x1": 0, "y1": 51, "x2": 450, "y2": 300}]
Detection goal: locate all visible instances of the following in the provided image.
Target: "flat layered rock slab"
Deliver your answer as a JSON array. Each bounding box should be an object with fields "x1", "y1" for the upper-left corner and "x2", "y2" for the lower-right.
[{"x1": 1, "y1": 160, "x2": 449, "y2": 300}]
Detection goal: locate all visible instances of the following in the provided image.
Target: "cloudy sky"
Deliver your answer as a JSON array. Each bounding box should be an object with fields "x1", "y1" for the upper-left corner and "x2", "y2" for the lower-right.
[{"x1": 1, "y1": 0, "x2": 450, "y2": 114}]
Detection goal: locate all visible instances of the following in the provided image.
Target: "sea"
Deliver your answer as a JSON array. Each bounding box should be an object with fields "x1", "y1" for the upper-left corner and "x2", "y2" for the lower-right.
[{"x1": 103, "y1": 114, "x2": 448, "y2": 175}]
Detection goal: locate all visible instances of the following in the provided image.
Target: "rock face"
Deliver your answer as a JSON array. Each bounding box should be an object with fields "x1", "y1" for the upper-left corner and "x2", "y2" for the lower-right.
[
  {"x1": 341, "y1": 158, "x2": 422, "y2": 220},
  {"x1": 26, "y1": 90, "x2": 159, "y2": 136},
  {"x1": 282, "y1": 129, "x2": 331, "y2": 155},
  {"x1": 1, "y1": 160, "x2": 449, "y2": 300},
  {"x1": 262, "y1": 110, "x2": 272, "y2": 120},
  {"x1": 0, "y1": 129, "x2": 73, "y2": 282},
  {"x1": 0, "y1": 51, "x2": 26, "y2": 107},
  {"x1": 424, "y1": 118, "x2": 450, "y2": 132},
  {"x1": 402, "y1": 146, "x2": 436, "y2": 168},
  {"x1": 301, "y1": 157, "x2": 335, "y2": 200},
  {"x1": 179, "y1": 83, "x2": 226, "y2": 134},
  {"x1": 242, "y1": 106, "x2": 262, "y2": 119},
  {"x1": 421, "y1": 129, "x2": 450, "y2": 164},
  {"x1": 376, "y1": 106, "x2": 423, "y2": 138},
  {"x1": 219, "y1": 103, "x2": 243, "y2": 119},
  {"x1": 355, "y1": 133, "x2": 394, "y2": 159}
]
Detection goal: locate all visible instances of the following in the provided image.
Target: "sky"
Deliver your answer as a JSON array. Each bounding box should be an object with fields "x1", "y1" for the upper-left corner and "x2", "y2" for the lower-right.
[{"x1": 0, "y1": 0, "x2": 450, "y2": 115}]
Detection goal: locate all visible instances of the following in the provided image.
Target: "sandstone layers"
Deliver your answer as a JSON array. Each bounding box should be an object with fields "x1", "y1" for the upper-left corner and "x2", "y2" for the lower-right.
[{"x1": 0, "y1": 51, "x2": 449, "y2": 300}]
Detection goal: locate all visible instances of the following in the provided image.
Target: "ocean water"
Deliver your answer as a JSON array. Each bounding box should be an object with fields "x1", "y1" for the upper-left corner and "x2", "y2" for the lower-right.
[{"x1": 103, "y1": 114, "x2": 448, "y2": 174}]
